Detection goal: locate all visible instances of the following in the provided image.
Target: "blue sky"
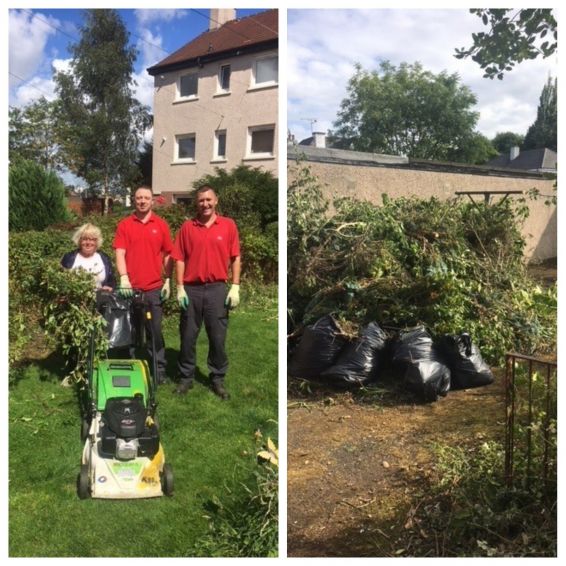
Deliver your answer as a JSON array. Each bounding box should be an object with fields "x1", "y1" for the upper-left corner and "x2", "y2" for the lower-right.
[
  {"x1": 8, "y1": 8, "x2": 267, "y2": 110},
  {"x1": 288, "y1": 8, "x2": 558, "y2": 143}
]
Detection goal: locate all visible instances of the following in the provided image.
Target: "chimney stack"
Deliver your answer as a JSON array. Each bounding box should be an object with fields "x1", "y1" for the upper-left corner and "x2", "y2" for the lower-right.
[
  {"x1": 209, "y1": 9, "x2": 236, "y2": 31},
  {"x1": 510, "y1": 145, "x2": 520, "y2": 161},
  {"x1": 313, "y1": 131, "x2": 326, "y2": 149}
]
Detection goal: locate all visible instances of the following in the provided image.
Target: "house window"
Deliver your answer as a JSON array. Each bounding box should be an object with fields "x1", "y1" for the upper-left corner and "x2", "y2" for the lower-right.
[
  {"x1": 218, "y1": 65, "x2": 231, "y2": 92},
  {"x1": 247, "y1": 125, "x2": 275, "y2": 158},
  {"x1": 176, "y1": 134, "x2": 196, "y2": 161},
  {"x1": 214, "y1": 130, "x2": 227, "y2": 160},
  {"x1": 253, "y1": 56, "x2": 278, "y2": 86},
  {"x1": 178, "y1": 73, "x2": 198, "y2": 98}
]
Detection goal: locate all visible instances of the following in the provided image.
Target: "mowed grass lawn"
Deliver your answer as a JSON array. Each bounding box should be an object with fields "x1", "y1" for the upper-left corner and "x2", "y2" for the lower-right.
[{"x1": 9, "y1": 299, "x2": 278, "y2": 557}]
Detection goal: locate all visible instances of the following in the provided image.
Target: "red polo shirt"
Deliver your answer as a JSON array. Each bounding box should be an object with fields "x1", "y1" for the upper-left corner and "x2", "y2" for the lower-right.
[
  {"x1": 113, "y1": 212, "x2": 173, "y2": 291},
  {"x1": 172, "y1": 215, "x2": 240, "y2": 284}
]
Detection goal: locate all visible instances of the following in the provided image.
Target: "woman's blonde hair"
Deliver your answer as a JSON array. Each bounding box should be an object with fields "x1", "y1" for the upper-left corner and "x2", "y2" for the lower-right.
[{"x1": 72, "y1": 223, "x2": 103, "y2": 249}]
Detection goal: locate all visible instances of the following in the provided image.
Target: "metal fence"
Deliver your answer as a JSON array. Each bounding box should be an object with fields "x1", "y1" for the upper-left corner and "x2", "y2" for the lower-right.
[{"x1": 504, "y1": 352, "x2": 557, "y2": 493}]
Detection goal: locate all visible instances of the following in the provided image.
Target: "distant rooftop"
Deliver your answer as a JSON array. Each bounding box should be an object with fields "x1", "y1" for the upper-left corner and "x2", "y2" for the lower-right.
[{"x1": 487, "y1": 147, "x2": 557, "y2": 172}]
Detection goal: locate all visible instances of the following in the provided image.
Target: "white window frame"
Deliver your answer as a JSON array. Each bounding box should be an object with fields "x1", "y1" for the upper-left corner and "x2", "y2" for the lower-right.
[
  {"x1": 245, "y1": 125, "x2": 276, "y2": 160},
  {"x1": 176, "y1": 72, "x2": 199, "y2": 100},
  {"x1": 174, "y1": 133, "x2": 196, "y2": 163},
  {"x1": 250, "y1": 55, "x2": 278, "y2": 90},
  {"x1": 216, "y1": 64, "x2": 231, "y2": 94},
  {"x1": 212, "y1": 130, "x2": 227, "y2": 162}
]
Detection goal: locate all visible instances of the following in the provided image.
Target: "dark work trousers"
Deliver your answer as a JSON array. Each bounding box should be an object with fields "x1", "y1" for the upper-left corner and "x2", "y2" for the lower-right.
[
  {"x1": 129, "y1": 288, "x2": 167, "y2": 379},
  {"x1": 178, "y1": 282, "x2": 229, "y2": 384}
]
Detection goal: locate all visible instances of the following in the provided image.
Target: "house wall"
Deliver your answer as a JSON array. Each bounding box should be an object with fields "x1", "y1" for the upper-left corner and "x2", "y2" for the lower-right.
[
  {"x1": 288, "y1": 157, "x2": 557, "y2": 261},
  {"x1": 152, "y1": 49, "x2": 278, "y2": 201}
]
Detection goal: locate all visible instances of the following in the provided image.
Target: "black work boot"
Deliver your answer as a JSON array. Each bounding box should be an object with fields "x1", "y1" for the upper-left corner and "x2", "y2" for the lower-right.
[
  {"x1": 212, "y1": 381, "x2": 230, "y2": 401},
  {"x1": 175, "y1": 378, "x2": 194, "y2": 395}
]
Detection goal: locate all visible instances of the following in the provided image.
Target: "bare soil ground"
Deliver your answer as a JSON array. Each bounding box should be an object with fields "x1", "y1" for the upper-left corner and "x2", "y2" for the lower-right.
[
  {"x1": 287, "y1": 374, "x2": 506, "y2": 557},
  {"x1": 287, "y1": 261, "x2": 556, "y2": 557}
]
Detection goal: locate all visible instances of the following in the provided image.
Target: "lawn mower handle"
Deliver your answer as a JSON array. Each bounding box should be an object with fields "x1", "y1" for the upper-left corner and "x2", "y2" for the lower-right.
[{"x1": 145, "y1": 310, "x2": 159, "y2": 414}]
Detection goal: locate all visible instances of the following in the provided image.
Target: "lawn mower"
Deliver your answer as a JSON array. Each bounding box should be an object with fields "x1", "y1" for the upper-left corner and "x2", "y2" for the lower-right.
[{"x1": 77, "y1": 291, "x2": 173, "y2": 499}]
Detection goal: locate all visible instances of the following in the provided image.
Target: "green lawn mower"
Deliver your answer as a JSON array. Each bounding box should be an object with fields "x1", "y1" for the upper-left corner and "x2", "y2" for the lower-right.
[{"x1": 77, "y1": 291, "x2": 173, "y2": 499}]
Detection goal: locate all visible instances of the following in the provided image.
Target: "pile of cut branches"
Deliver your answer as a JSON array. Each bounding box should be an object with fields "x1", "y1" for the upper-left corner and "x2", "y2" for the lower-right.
[{"x1": 287, "y1": 164, "x2": 556, "y2": 364}]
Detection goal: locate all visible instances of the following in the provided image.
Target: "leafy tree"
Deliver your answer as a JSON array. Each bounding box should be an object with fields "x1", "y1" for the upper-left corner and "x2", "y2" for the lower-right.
[
  {"x1": 455, "y1": 9, "x2": 557, "y2": 79},
  {"x1": 54, "y1": 9, "x2": 151, "y2": 213},
  {"x1": 522, "y1": 76, "x2": 557, "y2": 151},
  {"x1": 9, "y1": 97, "x2": 63, "y2": 171},
  {"x1": 448, "y1": 132, "x2": 498, "y2": 165},
  {"x1": 9, "y1": 159, "x2": 69, "y2": 231},
  {"x1": 491, "y1": 131, "x2": 525, "y2": 154},
  {"x1": 331, "y1": 61, "x2": 490, "y2": 163},
  {"x1": 136, "y1": 140, "x2": 153, "y2": 187}
]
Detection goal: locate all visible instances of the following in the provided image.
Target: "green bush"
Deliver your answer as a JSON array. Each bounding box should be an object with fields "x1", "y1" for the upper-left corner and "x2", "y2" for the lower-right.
[
  {"x1": 194, "y1": 165, "x2": 278, "y2": 228},
  {"x1": 9, "y1": 159, "x2": 69, "y2": 231}
]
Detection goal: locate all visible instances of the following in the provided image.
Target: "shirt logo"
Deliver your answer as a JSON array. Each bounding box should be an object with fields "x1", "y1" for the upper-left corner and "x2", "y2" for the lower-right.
[
  {"x1": 152, "y1": 229, "x2": 158, "y2": 234},
  {"x1": 217, "y1": 236, "x2": 223, "y2": 241}
]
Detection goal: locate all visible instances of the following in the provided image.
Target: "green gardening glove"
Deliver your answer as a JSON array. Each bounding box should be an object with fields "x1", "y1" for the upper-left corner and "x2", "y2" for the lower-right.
[
  {"x1": 177, "y1": 285, "x2": 189, "y2": 310},
  {"x1": 118, "y1": 274, "x2": 134, "y2": 298}
]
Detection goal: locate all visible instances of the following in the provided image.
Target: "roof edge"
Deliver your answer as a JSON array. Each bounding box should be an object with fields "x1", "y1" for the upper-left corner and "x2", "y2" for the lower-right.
[{"x1": 147, "y1": 38, "x2": 278, "y2": 76}]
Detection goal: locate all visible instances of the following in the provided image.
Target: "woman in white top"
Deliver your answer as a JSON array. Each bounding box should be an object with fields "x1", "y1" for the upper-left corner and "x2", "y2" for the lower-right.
[{"x1": 60, "y1": 223, "x2": 115, "y2": 290}]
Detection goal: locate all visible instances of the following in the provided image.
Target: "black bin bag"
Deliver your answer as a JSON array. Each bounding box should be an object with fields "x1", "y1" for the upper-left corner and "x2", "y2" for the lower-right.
[
  {"x1": 97, "y1": 292, "x2": 133, "y2": 349},
  {"x1": 288, "y1": 315, "x2": 347, "y2": 378},
  {"x1": 392, "y1": 326, "x2": 451, "y2": 402},
  {"x1": 321, "y1": 322, "x2": 388, "y2": 385},
  {"x1": 439, "y1": 333, "x2": 494, "y2": 390}
]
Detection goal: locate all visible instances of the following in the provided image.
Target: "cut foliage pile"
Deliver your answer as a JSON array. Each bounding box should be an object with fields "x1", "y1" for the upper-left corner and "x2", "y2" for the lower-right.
[{"x1": 287, "y1": 163, "x2": 556, "y2": 365}]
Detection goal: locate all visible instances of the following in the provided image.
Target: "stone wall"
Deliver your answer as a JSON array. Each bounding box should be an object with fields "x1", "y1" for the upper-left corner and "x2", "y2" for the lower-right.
[{"x1": 288, "y1": 146, "x2": 557, "y2": 261}]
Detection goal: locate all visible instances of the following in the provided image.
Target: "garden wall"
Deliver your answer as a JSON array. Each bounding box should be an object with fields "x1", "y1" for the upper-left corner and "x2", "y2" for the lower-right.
[{"x1": 288, "y1": 145, "x2": 556, "y2": 261}]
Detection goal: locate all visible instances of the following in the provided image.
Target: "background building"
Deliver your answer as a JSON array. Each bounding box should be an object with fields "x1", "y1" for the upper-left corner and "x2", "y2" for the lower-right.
[{"x1": 148, "y1": 8, "x2": 278, "y2": 203}]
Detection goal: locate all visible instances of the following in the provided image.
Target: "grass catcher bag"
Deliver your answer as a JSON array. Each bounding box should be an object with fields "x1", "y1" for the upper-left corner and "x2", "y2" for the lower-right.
[
  {"x1": 288, "y1": 315, "x2": 348, "y2": 378},
  {"x1": 439, "y1": 333, "x2": 494, "y2": 390},
  {"x1": 392, "y1": 326, "x2": 451, "y2": 402},
  {"x1": 321, "y1": 322, "x2": 388, "y2": 385},
  {"x1": 97, "y1": 292, "x2": 133, "y2": 349}
]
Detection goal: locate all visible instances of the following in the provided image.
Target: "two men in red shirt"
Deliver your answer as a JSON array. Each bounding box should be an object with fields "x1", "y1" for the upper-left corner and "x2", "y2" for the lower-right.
[{"x1": 113, "y1": 185, "x2": 241, "y2": 400}]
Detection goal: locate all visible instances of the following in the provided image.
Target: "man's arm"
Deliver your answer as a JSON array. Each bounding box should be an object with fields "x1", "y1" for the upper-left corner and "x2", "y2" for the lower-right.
[
  {"x1": 115, "y1": 247, "x2": 133, "y2": 296},
  {"x1": 176, "y1": 259, "x2": 185, "y2": 286},
  {"x1": 115, "y1": 248, "x2": 128, "y2": 277},
  {"x1": 163, "y1": 254, "x2": 173, "y2": 278},
  {"x1": 230, "y1": 256, "x2": 241, "y2": 285}
]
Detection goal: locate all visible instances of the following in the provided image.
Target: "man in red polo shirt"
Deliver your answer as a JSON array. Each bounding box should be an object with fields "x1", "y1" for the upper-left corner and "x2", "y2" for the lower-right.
[
  {"x1": 172, "y1": 184, "x2": 241, "y2": 400},
  {"x1": 113, "y1": 186, "x2": 174, "y2": 384}
]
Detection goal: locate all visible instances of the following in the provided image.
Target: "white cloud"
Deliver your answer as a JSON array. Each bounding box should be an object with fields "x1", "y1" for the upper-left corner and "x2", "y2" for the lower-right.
[
  {"x1": 288, "y1": 9, "x2": 557, "y2": 143},
  {"x1": 9, "y1": 10, "x2": 60, "y2": 88},
  {"x1": 11, "y1": 77, "x2": 56, "y2": 107},
  {"x1": 134, "y1": 9, "x2": 188, "y2": 25},
  {"x1": 136, "y1": 28, "x2": 167, "y2": 69}
]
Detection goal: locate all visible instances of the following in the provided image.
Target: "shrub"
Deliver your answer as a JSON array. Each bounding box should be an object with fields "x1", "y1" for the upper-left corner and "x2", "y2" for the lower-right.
[
  {"x1": 9, "y1": 159, "x2": 69, "y2": 231},
  {"x1": 194, "y1": 165, "x2": 278, "y2": 228}
]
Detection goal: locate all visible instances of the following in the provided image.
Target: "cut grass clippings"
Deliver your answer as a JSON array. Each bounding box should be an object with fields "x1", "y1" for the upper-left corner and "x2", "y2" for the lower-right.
[{"x1": 9, "y1": 301, "x2": 278, "y2": 557}]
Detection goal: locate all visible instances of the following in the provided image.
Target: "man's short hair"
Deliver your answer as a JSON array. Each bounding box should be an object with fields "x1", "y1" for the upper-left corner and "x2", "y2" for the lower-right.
[
  {"x1": 196, "y1": 184, "x2": 216, "y2": 196},
  {"x1": 135, "y1": 185, "x2": 153, "y2": 195}
]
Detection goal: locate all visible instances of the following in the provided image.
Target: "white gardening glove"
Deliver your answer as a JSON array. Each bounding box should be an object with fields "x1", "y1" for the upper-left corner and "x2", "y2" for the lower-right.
[
  {"x1": 225, "y1": 284, "x2": 240, "y2": 309},
  {"x1": 160, "y1": 278, "x2": 171, "y2": 301},
  {"x1": 118, "y1": 274, "x2": 133, "y2": 298},
  {"x1": 177, "y1": 285, "x2": 189, "y2": 310}
]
